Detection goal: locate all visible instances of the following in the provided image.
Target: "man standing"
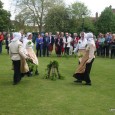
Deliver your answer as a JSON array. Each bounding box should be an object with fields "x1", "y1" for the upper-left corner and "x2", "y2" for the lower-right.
[
  {"x1": 9, "y1": 32, "x2": 29, "y2": 85},
  {"x1": 49, "y1": 32, "x2": 54, "y2": 55},
  {"x1": 43, "y1": 32, "x2": 50, "y2": 57},
  {"x1": 0, "y1": 32, "x2": 4, "y2": 54},
  {"x1": 63, "y1": 32, "x2": 71, "y2": 55}
]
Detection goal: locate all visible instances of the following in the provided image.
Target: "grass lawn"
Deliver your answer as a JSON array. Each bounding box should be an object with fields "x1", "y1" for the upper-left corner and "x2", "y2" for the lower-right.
[{"x1": 0, "y1": 46, "x2": 115, "y2": 115}]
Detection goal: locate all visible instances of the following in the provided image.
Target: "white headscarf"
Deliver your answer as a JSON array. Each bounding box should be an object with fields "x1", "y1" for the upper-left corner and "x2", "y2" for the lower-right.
[
  {"x1": 27, "y1": 32, "x2": 32, "y2": 38},
  {"x1": 86, "y1": 32, "x2": 95, "y2": 46},
  {"x1": 12, "y1": 32, "x2": 21, "y2": 41}
]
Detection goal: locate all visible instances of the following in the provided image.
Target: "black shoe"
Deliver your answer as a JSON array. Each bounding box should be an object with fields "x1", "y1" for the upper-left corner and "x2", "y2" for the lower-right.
[
  {"x1": 85, "y1": 83, "x2": 91, "y2": 85},
  {"x1": 74, "y1": 80, "x2": 82, "y2": 83},
  {"x1": 21, "y1": 73, "x2": 25, "y2": 78},
  {"x1": 27, "y1": 71, "x2": 33, "y2": 77},
  {"x1": 28, "y1": 73, "x2": 32, "y2": 77},
  {"x1": 35, "y1": 72, "x2": 39, "y2": 75}
]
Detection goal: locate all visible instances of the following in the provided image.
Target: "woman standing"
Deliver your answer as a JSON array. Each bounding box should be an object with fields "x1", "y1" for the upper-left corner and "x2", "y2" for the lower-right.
[
  {"x1": 5, "y1": 33, "x2": 11, "y2": 54},
  {"x1": 73, "y1": 32, "x2": 96, "y2": 85},
  {"x1": 36, "y1": 34, "x2": 43, "y2": 57},
  {"x1": 55, "y1": 33, "x2": 63, "y2": 57}
]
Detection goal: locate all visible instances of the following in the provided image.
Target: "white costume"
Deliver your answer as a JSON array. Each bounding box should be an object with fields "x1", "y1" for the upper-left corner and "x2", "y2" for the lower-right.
[
  {"x1": 9, "y1": 32, "x2": 28, "y2": 60},
  {"x1": 26, "y1": 40, "x2": 38, "y2": 65},
  {"x1": 9, "y1": 32, "x2": 29, "y2": 84}
]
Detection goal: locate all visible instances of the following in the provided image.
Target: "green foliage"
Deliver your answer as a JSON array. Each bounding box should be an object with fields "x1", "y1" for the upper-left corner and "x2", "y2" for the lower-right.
[
  {"x1": 44, "y1": 1, "x2": 92, "y2": 33},
  {"x1": 27, "y1": 60, "x2": 38, "y2": 75},
  {"x1": 83, "y1": 17, "x2": 97, "y2": 33},
  {"x1": 0, "y1": 1, "x2": 11, "y2": 31},
  {"x1": 69, "y1": 1, "x2": 91, "y2": 19},
  {"x1": 45, "y1": 5, "x2": 70, "y2": 33},
  {"x1": 66, "y1": 2, "x2": 92, "y2": 33},
  {"x1": 0, "y1": 0, "x2": 3, "y2": 8},
  {"x1": 68, "y1": 17, "x2": 96, "y2": 34},
  {"x1": 0, "y1": 46, "x2": 115, "y2": 115},
  {"x1": 14, "y1": 0, "x2": 65, "y2": 32},
  {"x1": 96, "y1": 7, "x2": 115, "y2": 33},
  {"x1": 44, "y1": 60, "x2": 64, "y2": 80}
]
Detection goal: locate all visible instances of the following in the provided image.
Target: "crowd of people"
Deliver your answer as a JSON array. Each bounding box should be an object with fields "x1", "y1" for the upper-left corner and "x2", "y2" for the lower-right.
[
  {"x1": 0, "y1": 31, "x2": 115, "y2": 85},
  {"x1": 96, "y1": 32, "x2": 115, "y2": 58},
  {"x1": 0, "y1": 31, "x2": 115, "y2": 58}
]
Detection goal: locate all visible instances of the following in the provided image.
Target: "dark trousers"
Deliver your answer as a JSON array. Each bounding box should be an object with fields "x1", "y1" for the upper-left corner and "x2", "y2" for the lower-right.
[
  {"x1": 64, "y1": 47, "x2": 70, "y2": 55},
  {"x1": 0, "y1": 42, "x2": 2, "y2": 54},
  {"x1": 84, "y1": 58, "x2": 94, "y2": 83},
  {"x1": 36, "y1": 46, "x2": 42, "y2": 57},
  {"x1": 43, "y1": 45, "x2": 49, "y2": 57},
  {"x1": 103, "y1": 45, "x2": 109, "y2": 57},
  {"x1": 12, "y1": 60, "x2": 21, "y2": 84},
  {"x1": 56, "y1": 46, "x2": 61, "y2": 56},
  {"x1": 96, "y1": 48, "x2": 100, "y2": 56},
  {"x1": 111, "y1": 49, "x2": 115, "y2": 58}
]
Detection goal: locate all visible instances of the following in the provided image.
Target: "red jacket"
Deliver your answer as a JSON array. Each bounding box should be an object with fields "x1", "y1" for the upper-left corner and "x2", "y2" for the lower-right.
[{"x1": 0, "y1": 34, "x2": 4, "y2": 42}]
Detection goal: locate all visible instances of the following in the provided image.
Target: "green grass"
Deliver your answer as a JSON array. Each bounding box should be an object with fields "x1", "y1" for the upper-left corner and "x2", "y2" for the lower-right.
[{"x1": 0, "y1": 46, "x2": 115, "y2": 115}]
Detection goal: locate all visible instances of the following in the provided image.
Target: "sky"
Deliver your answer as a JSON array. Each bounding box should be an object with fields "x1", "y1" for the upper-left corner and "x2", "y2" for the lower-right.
[{"x1": 1, "y1": 0, "x2": 115, "y2": 19}]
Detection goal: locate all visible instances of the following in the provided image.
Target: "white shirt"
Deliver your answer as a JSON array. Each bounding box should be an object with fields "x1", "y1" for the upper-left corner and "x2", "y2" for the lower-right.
[
  {"x1": 74, "y1": 38, "x2": 87, "y2": 53},
  {"x1": 9, "y1": 39, "x2": 27, "y2": 60},
  {"x1": 63, "y1": 36, "x2": 72, "y2": 48}
]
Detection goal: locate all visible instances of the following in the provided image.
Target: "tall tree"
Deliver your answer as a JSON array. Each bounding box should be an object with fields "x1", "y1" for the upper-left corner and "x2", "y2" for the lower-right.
[
  {"x1": 67, "y1": 1, "x2": 91, "y2": 33},
  {"x1": 44, "y1": 5, "x2": 70, "y2": 33},
  {"x1": 96, "y1": 7, "x2": 115, "y2": 33},
  {"x1": 69, "y1": 2, "x2": 90, "y2": 19},
  {"x1": 14, "y1": 0, "x2": 64, "y2": 32},
  {"x1": 0, "y1": 0, "x2": 11, "y2": 31}
]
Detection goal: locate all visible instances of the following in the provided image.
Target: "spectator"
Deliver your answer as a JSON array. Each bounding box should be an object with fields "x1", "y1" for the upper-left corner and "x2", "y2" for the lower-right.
[
  {"x1": 48, "y1": 32, "x2": 55, "y2": 55},
  {"x1": 63, "y1": 32, "x2": 72, "y2": 55},
  {"x1": 43, "y1": 33, "x2": 50, "y2": 57},
  {"x1": 0, "y1": 32, "x2": 4, "y2": 54},
  {"x1": 110, "y1": 34, "x2": 115, "y2": 58},
  {"x1": 36, "y1": 34, "x2": 43, "y2": 57}
]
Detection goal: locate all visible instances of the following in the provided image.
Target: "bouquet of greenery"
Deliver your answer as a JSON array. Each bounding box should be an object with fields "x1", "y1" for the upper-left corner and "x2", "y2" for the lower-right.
[{"x1": 44, "y1": 60, "x2": 64, "y2": 80}]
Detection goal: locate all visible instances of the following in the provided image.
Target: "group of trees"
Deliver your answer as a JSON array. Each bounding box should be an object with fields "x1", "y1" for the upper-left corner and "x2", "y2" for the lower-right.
[
  {"x1": 0, "y1": 0, "x2": 11, "y2": 32},
  {"x1": 0, "y1": 0, "x2": 115, "y2": 35},
  {"x1": 96, "y1": 6, "x2": 115, "y2": 34},
  {"x1": 14, "y1": 0, "x2": 96, "y2": 33}
]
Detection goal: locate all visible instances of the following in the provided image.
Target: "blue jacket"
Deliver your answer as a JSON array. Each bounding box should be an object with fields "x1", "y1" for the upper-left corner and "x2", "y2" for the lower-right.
[{"x1": 36, "y1": 37, "x2": 43, "y2": 49}]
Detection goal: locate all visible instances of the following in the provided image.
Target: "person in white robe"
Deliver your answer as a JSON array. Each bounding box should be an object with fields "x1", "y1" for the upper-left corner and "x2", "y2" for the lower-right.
[
  {"x1": 25, "y1": 33, "x2": 39, "y2": 75},
  {"x1": 9, "y1": 32, "x2": 29, "y2": 85}
]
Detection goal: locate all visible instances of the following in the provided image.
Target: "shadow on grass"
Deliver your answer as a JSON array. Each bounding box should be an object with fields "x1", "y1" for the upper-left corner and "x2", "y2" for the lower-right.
[{"x1": 68, "y1": 82, "x2": 93, "y2": 88}]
